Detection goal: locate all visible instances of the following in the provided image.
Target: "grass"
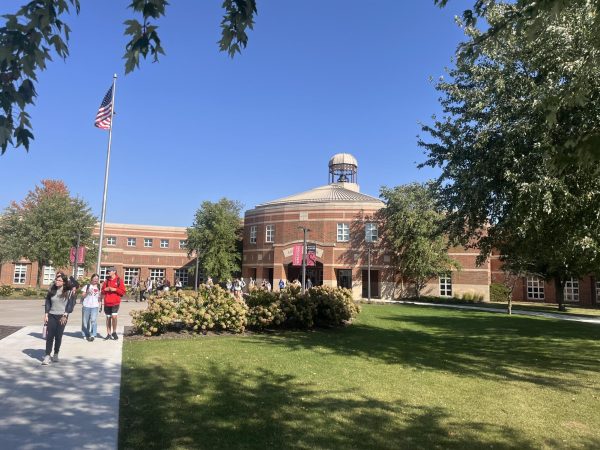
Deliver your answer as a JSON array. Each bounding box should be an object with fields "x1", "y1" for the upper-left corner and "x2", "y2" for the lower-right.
[{"x1": 119, "y1": 304, "x2": 600, "y2": 449}]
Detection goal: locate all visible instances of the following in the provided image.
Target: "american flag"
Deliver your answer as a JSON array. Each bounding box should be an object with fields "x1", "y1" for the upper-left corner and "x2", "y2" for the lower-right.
[{"x1": 94, "y1": 86, "x2": 113, "y2": 130}]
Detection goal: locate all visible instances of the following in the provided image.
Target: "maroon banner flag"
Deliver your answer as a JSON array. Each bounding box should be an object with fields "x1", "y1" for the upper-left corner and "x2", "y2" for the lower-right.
[
  {"x1": 292, "y1": 244, "x2": 303, "y2": 266},
  {"x1": 70, "y1": 247, "x2": 87, "y2": 264},
  {"x1": 307, "y1": 243, "x2": 317, "y2": 266}
]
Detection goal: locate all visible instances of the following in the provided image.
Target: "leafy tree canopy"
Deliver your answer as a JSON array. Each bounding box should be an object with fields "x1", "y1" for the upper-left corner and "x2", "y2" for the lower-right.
[
  {"x1": 378, "y1": 183, "x2": 459, "y2": 298},
  {"x1": 0, "y1": 0, "x2": 257, "y2": 154},
  {"x1": 0, "y1": 179, "x2": 97, "y2": 287},
  {"x1": 436, "y1": 0, "x2": 600, "y2": 167},
  {"x1": 186, "y1": 198, "x2": 243, "y2": 282},
  {"x1": 421, "y1": 1, "x2": 600, "y2": 308}
]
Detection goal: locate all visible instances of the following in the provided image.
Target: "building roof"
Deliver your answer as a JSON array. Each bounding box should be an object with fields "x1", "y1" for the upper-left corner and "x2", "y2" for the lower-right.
[
  {"x1": 256, "y1": 184, "x2": 384, "y2": 208},
  {"x1": 329, "y1": 153, "x2": 358, "y2": 168}
]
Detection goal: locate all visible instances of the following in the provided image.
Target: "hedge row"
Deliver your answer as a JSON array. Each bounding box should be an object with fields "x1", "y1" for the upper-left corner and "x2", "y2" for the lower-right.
[{"x1": 131, "y1": 285, "x2": 360, "y2": 336}]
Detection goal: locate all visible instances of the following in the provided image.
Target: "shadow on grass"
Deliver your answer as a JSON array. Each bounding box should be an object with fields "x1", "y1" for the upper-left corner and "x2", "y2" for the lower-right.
[
  {"x1": 120, "y1": 362, "x2": 578, "y2": 450},
  {"x1": 246, "y1": 306, "x2": 600, "y2": 391}
]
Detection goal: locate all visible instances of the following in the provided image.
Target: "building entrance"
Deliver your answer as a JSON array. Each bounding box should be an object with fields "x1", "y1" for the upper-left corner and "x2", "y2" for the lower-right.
[
  {"x1": 336, "y1": 269, "x2": 352, "y2": 289},
  {"x1": 286, "y1": 262, "x2": 323, "y2": 286}
]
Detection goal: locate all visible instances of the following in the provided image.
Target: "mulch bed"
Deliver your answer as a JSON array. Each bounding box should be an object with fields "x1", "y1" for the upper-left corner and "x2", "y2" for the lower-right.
[{"x1": 0, "y1": 325, "x2": 22, "y2": 340}]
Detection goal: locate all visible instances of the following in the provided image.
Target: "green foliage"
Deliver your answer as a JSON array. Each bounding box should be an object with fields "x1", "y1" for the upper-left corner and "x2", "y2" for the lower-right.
[
  {"x1": 378, "y1": 183, "x2": 460, "y2": 297},
  {"x1": 458, "y1": 292, "x2": 484, "y2": 303},
  {"x1": 1, "y1": 1, "x2": 257, "y2": 153},
  {"x1": 0, "y1": 180, "x2": 97, "y2": 287},
  {"x1": 186, "y1": 198, "x2": 243, "y2": 282},
  {"x1": 0, "y1": 285, "x2": 14, "y2": 297},
  {"x1": 132, "y1": 285, "x2": 360, "y2": 335},
  {"x1": 490, "y1": 283, "x2": 511, "y2": 303}
]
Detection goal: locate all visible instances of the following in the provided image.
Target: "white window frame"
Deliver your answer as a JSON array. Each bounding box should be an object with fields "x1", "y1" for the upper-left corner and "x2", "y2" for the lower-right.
[
  {"x1": 160, "y1": 239, "x2": 169, "y2": 249},
  {"x1": 564, "y1": 278, "x2": 579, "y2": 302},
  {"x1": 144, "y1": 238, "x2": 153, "y2": 248},
  {"x1": 150, "y1": 268, "x2": 165, "y2": 283},
  {"x1": 99, "y1": 266, "x2": 111, "y2": 282},
  {"x1": 337, "y1": 223, "x2": 350, "y2": 242},
  {"x1": 526, "y1": 276, "x2": 545, "y2": 300},
  {"x1": 596, "y1": 281, "x2": 600, "y2": 303},
  {"x1": 179, "y1": 240, "x2": 187, "y2": 249},
  {"x1": 265, "y1": 225, "x2": 275, "y2": 243},
  {"x1": 124, "y1": 267, "x2": 140, "y2": 286},
  {"x1": 250, "y1": 226, "x2": 257, "y2": 244},
  {"x1": 439, "y1": 274, "x2": 452, "y2": 297},
  {"x1": 365, "y1": 223, "x2": 378, "y2": 242},
  {"x1": 13, "y1": 263, "x2": 27, "y2": 284},
  {"x1": 127, "y1": 237, "x2": 137, "y2": 247},
  {"x1": 106, "y1": 236, "x2": 117, "y2": 246},
  {"x1": 75, "y1": 267, "x2": 85, "y2": 279},
  {"x1": 175, "y1": 269, "x2": 189, "y2": 286},
  {"x1": 42, "y1": 265, "x2": 55, "y2": 285}
]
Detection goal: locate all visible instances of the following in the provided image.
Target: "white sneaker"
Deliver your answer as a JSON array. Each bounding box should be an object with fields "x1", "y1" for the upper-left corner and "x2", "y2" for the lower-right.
[
  {"x1": 41, "y1": 355, "x2": 52, "y2": 365},
  {"x1": 52, "y1": 353, "x2": 59, "y2": 363}
]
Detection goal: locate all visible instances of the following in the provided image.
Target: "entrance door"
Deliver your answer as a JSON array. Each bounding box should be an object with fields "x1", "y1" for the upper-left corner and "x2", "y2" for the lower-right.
[
  {"x1": 337, "y1": 269, "x2": 352, "y2": 289},
  {"x1": 362, "y1": 270, "x2": 379, "y2": 298}
]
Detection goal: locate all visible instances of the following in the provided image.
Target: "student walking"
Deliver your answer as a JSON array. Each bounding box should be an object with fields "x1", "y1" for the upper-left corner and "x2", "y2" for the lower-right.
[
  {"x1": 139, "y1": 279, "x2": 147, "y2": 301},
  {"x1": 42, "y1": 273, "x2": 76, "y2": 365},
  {"x1": 101, "y1": 267, "x2": 126, "y2": 341},
  {"x1": 81, "y1": 274, "x2": 101, "y2": 341}
]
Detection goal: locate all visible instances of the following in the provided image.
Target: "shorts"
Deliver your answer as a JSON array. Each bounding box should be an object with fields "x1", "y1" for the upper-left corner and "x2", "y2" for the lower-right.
[{"x1": 104, "y1": 304, "x2": 120, "y2": 316}]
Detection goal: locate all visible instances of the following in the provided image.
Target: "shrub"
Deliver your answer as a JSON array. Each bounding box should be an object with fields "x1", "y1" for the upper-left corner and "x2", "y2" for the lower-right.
[
  {"x1": 309, "y1": 286, "x2": 361, "y2": 326},
  {"x1": 490, "y1": 283, "x2": 511, "y2": 303},
  {"x1": 23, "y1": 287, "x2": 41, "y2": 297},
  {"x1": 0, "y1": 285, "x2": 13, "y2": 297}
]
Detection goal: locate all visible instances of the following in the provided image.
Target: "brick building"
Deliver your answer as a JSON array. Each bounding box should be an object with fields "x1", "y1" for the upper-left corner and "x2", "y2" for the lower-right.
[
  {"x1": 242, "y1": 153, "x2": 490, "y2": 301},
  {"x1": 0, "y1": 223, "x2": 195, "y2": 289}
]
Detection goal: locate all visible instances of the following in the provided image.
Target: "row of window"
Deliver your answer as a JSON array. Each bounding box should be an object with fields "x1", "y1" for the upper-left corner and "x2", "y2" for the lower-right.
[
  {"x1": 105, "y1": 237, "x2": 187, "y2": 249},
  {"x1": 248, "y1": 223, "x2": 379, "y2": 244},
  {"x1": 526, "y1": 276, "x2": 598, "y2": 302}
]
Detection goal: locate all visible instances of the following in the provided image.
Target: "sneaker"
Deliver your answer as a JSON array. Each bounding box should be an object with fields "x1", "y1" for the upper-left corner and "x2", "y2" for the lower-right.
[
  {"x1": 112, "y1": 332, "x2": 119, "y2": 340},
  {"x1": 86, "y1": 336, "x2": 92, "y2": 342},
  {"x1": 104, "y1": 334, "x2": 112, "y2": 341},
  {"x1": 90, "y1": 336, "x2": 95, "y2": 342},
  {"x1": 41, "y1": 355, "x2": 52, "y2": 365},
  {"x1": 52, "y1": 354, "x2": 59, "y2": 363}
]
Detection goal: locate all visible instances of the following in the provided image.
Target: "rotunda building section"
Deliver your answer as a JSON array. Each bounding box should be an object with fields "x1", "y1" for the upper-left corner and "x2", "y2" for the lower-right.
[{"x1": 242, "y1": 153, "x2": 390, "y2": 299}]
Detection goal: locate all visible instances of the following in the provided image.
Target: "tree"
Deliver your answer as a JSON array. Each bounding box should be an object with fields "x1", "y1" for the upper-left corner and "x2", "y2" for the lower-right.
[
  {"x1": 186, "y1": 198, "x2": 242, "y2": 282},
  {"x1": 0, "y1": 179, "x2": 97, "y2": 287},
  {"x1": 420, "y1": 1, "x2": 600, "y2": 310},
  {"x1": 378, "y1": 183, "x2": 459, "y2": 299},
  {"x1": 0, "y1": 0, "x2": 258, "y2": 154},
  {"x1": 436, "y1": 0, "x2": 600, "y2": 167}
]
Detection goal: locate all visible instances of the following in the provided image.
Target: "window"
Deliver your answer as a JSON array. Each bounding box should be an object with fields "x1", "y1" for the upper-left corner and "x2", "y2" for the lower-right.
[
  {"x1": 13, "y1": 263, "x2": 27, "y2": 284},
  {"x1": 106, "y1": 236, "x2": 116, "y2": 246},
  {"x1": 160, "y1": 239, "x2": 169, "y2": 248},
  {"x1": 124, "y1": 267, "x2": 140, "y2": 286},
  {"x1": 266, "y1": 225, "x2": 275, "y2": 243},
  {"x1": 179, "y1": 240, "x2": 187, "y2": 249},
  {"x1": 144, "y1": 238, "x2": 153, "y2": 248},
  {"x1": 250, "y1": 226, "x2": 257, "y2": 244},
  {"x1": 564, "y1": 278, "x2": 579, "y2": 302},
  {"x1": 337, "y1": 223, "x2": 350, "y2": 242},
  {"x1": 127, "y1": 237, "x2": 137, "y2": 247},
  {"x1": 42, "y1": 265, "x2": 55, "y2": 285},
  {"x1": 99, "y1": 266, "x2": 111, "y2": 282},
  {"x1": 175, "y1": 269, "x2": 189, "y2": 286},
  {"x1": 596, "y1": 281, "x2": 600, "y2": 303},
  {"x1": 439, "y1": 274, "x2": 452, "y2": 297},
  {"x1": 150, "y1": 268, "x2": 165, "y2": 282},
  {"x1": 75, "y1": 267, "x2": 85, "y2": 279},
  {"x1": 526, "y1": 277, "x2": 545, "y2": 300},
  {"x1": 365, "y1": 223, "x2": 378, "y2": 242}
]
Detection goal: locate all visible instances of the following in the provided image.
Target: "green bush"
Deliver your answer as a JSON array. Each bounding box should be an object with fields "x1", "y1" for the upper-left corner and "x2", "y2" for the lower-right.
[
  {"x1": 22, "y1": 287, "x2": 42, "y2": 297},
  {"x1": 490, "y1": 283, "x2": 511, "y2": 303},
  {"x1": 0, "y1": 285, "x2": 14, "y2": 297},
  {"x1": 309, "y1": 286, "x2": 361, "y2": 326}
]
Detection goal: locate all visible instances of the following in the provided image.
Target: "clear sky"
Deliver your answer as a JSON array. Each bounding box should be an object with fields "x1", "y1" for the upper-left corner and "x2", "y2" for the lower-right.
[{"x1": 0, "y1": 0, "x2": 471, "y2": 226}]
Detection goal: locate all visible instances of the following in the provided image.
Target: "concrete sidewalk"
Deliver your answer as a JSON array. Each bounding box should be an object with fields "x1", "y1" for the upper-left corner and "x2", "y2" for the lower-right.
[{"x1": 0, "y1": 325, "x2": 124, "y2": 449}]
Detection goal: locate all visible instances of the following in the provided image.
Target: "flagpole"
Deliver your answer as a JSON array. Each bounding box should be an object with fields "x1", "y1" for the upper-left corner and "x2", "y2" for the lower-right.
[{"x1": 96, "y1": 74, "x2": 117, "y2": 276}]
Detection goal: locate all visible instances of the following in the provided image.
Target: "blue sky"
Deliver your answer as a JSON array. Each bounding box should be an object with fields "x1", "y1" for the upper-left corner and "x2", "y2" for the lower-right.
[{"x1": 0, "y1": 1, "x2": 471, "y2": 226}]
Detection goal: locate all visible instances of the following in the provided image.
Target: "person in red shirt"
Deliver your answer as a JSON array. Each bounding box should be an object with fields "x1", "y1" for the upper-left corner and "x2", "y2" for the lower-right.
[{"x1": 101, "y1": 267, "x2": 126, "y2": 340}]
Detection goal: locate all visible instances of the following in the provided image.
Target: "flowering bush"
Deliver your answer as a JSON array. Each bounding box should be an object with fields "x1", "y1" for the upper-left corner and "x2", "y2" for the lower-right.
[
  {"x1": 0, "y1": 285, "x2": 14, "y2": 297},
  {"x1": 132, "y1": 284, "x2": 360, "y2": 336}
]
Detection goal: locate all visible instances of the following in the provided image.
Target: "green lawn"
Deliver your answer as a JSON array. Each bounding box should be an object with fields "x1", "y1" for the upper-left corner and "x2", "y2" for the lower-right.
[{"x1": 119, "y1": 304, "x2": 600, "y2": 449}]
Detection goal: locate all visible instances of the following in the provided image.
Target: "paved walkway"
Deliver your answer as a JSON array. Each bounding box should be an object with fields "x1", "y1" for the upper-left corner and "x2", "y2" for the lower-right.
[
  {"x1": 380, "y1": 300, "x2": 600, "y2": 325},
  {"x1": 0, "y1": 300, "x2": 145, "y2": 450}
]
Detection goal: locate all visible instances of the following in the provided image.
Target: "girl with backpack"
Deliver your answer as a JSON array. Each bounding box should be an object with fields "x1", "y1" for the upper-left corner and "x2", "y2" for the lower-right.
[
  {"x1": 42, "y1": 273, "x2": 76, "y2": 365},
  {"x1": 80, "y1": 273, "x2": 102, "y2": 341}
]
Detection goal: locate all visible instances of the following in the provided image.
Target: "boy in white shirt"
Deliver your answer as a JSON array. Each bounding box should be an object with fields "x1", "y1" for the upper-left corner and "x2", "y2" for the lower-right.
[{"x1": 81, "y1": 274, "x2": 102, "y2": 341}]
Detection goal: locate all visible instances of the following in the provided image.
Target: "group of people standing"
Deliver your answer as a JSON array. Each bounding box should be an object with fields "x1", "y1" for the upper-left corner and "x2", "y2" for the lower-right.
[
  {"x1": 129, "y1": 276, "x2": 184, "y2": 302},
  {"x1": 42, "y1": 267, "x2": 126, "y2": 366}
]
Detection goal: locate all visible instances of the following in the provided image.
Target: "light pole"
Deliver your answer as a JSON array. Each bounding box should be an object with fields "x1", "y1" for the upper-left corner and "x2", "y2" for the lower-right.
[
  {"x1": 365, "y1": 221, "x2": 377, "y2": 302},
  {"x1": 298, "y1": 226, "x2": 311, "y2": 294},
  {"x1": 194, "y1": 248, "x2": 200, "y2": 291},
  {"x1": 367, "y1": 243, "x2": 371, "y2": 302},
  {"x1": 73, "y1": 228, "x2": 81, "y2": 279}
]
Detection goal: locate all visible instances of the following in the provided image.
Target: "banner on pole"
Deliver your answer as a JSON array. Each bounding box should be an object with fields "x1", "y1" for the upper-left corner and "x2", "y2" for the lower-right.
[
  {"x1": 70, "y1": 247, "x2": 86, "y2": 264},
  {"x1": 292, "y1": 244, "x2": 303, "y2": 266},
  {"x1": 307, "y1": 244, "x2": 317, "y2": 266}
]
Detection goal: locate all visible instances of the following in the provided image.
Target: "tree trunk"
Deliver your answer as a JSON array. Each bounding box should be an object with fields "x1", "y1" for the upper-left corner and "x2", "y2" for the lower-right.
[
  {"x1": 554, "y1": 277, "x2": 566, "y2": 312},
  {"x1": 36, "y1": 259, "x2": 42, "y2": 289}
]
